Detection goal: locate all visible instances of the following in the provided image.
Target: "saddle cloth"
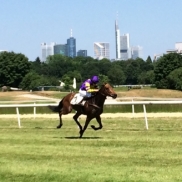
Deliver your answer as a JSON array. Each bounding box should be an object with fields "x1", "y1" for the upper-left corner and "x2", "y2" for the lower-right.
[{"x1": 70, "y1": 93, "x2": 86, "y2": 105}]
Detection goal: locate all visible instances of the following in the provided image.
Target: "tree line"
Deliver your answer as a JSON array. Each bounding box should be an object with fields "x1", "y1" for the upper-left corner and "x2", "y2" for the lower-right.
[{"x1": 0, "y1": 51, "x2": 182, "y2": 91}]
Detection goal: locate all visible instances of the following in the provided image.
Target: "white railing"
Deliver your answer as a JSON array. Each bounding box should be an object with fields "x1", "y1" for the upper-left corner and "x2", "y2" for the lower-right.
[{"x1": 1, "y1": 100, "x2": 182, "y2": 129}]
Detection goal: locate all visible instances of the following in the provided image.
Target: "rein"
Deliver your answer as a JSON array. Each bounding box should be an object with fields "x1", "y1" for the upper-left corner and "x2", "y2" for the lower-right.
[
  {"x1": 88, "y1": 87, "x2": 107, "y2": 109},
  {"x1": 98, "y1": 86, "x2": 107, "y2": 98}
]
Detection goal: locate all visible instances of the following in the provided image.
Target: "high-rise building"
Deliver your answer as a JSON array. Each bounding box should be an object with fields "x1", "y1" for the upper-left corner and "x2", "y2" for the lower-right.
[
  {"x1": 77, "y1": 50, "x2": 87, "y2": 57},
  {"x1": 67, "y1": 29, "x2": 76, "y2": 58},
  {"x1": 175, "y1": 42, "x2": 182, "y2": 53},
  {"x1": 41, "y1": 42, "x2": 56, "y2": 62},
  {"x1": 54, "y1": 44, "x2": 67, "y2": 56},
  {"x1": 131, "y1": 46, "x2": 143, "y2": 59},
  {"x1": 115, "y1": 20, "x2": 120, "y2": 60},
  {"x1": 120, "y1": 33, "x2": 130, "y2": 60},
  {"x1": 67, "y1": 37, "x2": 76, "y2": 58},
  {"x1": 94, "y1": 42, "x2": 110, "y2": 60}
]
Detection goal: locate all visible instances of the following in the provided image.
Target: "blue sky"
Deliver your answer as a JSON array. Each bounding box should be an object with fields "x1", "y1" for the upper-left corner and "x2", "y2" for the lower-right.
[{"x1": 0, "y1": 0, "x2": 182, "y2": 61}]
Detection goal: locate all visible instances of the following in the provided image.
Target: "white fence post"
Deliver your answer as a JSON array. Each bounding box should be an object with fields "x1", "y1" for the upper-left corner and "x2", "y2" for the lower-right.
[
  {"x1": 34, "y1": 102, "x2": 36, "y2": 119},
  {"x1": 143, "y1": 104, "x2": 148, "y2": 130},
  {"x1": 16, "y1": 107, "x2": 21, "y2": 128},
  {"x1": 132, "y1": 99, "x2": 135, "y2": 118}
]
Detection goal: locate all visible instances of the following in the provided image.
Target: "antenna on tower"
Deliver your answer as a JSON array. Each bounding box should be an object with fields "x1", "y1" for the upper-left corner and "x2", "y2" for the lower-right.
[
  {"x1": 116, "y1": 11, "x2": 119, "y2": 21},
  {"x1": 70, "y1": 29, "x2": 73, "y2": 37}
]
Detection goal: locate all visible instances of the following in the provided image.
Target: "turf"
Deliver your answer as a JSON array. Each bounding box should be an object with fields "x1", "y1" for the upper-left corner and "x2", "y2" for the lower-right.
[{"x1": 0, "y1": 117, "x2": 182, "y2": 182}]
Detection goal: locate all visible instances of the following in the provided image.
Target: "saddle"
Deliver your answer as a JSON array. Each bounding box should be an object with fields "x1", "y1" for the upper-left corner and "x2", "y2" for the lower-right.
[{"x1": 70, "y1": 93, "x2": 96, "y2": 106}]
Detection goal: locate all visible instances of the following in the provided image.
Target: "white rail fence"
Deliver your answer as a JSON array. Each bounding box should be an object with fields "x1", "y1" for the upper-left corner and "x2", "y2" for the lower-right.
[{"x1": 1, "y1": 100, "x2": 182, "y2": 129}]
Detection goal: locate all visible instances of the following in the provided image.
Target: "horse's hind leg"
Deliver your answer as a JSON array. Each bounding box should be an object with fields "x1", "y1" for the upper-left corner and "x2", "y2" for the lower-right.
[
  {"x1": 57, "y1": 112, "x2": 63, "y2": 128},
  {"x1": 80, "y1": 117, "x2": 91, "y2": 138},
  {"x1": 73, "y1": 112, "x2": 82, "y2": 131},
  {"x1": 91, "y1": 115, "x2": 103, "y2": 130},
  {"x1": 57, "y1": 105, "x2": 72, "y2": 129}
]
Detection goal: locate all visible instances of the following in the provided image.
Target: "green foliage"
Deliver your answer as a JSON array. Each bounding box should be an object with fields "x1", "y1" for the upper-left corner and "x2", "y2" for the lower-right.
[
  {"x1": 20, "y1": 71, "x2": 40, "y2": 90},
  {"x1": 138, "y1": 70, "x2": 155, "y2": 84},
  {"x1": 167, "y1": 67, "x2": 182, "y2": 90},
  {"x1": 154, "y1": 53, "x2": 182, "y2": 89},
  {"x1": 125, "y1": 60, "x2": 141, "y2": 84},
  {"x1": 20, "y1": 71, "x2": 58, "y2": 90},
  {"x1": 98, "y1": 74, "x2": 110, "y2": 85},
  {"x1": 107, "y1": 65, "x2": 126, "y2": 85},
  {"x1": 0, "y1": 52, "x2": 30, "y2": 87},
  {"x1": 0, "y1": 52, "x2": 162, "y2": 90}
]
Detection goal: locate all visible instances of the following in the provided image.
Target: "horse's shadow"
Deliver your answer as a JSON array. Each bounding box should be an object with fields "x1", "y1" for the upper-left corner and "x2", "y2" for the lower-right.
[{"x1": 53, "y1": 136, "x2": 102, "y2": 140}]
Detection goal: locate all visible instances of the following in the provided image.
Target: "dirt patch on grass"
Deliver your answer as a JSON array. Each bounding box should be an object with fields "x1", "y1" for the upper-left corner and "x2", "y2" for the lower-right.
[{"x1": 117, "y1": 89, "x2": 182, "y2": 98}]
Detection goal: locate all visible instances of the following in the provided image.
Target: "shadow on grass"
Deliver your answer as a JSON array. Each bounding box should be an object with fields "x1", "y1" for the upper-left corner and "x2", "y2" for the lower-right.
[
  {"x1": 52, "y1": 136, "x2": 102, "y2": 139},
  {"x1": 66, "y1": 136, "x2": 102, "y2": 139}
]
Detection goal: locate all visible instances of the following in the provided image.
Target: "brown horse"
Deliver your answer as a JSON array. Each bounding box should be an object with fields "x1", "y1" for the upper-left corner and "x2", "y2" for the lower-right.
[{"x1": 48, "y1": 83, "x2": 117, "y2": 138}]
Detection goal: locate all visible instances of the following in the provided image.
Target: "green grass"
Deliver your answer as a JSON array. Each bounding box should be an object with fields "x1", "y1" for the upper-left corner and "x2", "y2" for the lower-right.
[{"x1": 0, "y1": 117, "x2": 182, "y2": 182}]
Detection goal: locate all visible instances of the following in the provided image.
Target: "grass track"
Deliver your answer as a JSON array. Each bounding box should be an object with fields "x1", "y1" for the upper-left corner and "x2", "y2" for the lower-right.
[{"x1": 0, "y1": 118, "x2": 182, "y2": 182}]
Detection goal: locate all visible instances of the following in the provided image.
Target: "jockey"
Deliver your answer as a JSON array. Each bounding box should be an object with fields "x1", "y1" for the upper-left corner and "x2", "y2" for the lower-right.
[
  {"x1": 71, "y1": 75, "x2": 99, "y2": 105},
  {"x1": 79, "y1": 75, "x2": 99, "y2": 98}
]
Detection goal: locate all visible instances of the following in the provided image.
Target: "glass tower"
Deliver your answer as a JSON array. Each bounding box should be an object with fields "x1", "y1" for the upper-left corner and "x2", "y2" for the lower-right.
[
  {"x1": 54, "y1": 44, "x2": 67, "y2": 56},
  {"x1": 77, "y1": 50, "x2": 87, "y2": 57},
  {"x1": 67, "y1": 37, "x2": 76, "y2": 58}
]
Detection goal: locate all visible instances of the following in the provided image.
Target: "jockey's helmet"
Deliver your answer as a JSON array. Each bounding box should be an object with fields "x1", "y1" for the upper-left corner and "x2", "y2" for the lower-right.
[{"x1": 91, "y1": 75, "x2": 99, "y2": 84}]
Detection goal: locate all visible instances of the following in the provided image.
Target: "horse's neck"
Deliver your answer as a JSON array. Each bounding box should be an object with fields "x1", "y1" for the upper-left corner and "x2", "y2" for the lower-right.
[{"x1": 94, "y1": 92, "x2": 106, "y2": 106}]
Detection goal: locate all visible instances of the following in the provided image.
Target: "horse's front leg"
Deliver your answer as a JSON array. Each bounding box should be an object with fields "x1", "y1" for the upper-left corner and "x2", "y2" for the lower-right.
[
  {"x1": 73, "y1": 111, "x2": 82, "y2": 131},
  {"x1": 91, "y1": 115, "x2": 103, "y2": 130},
  {"x1": 80, "y1": 117, "x2": 91, "y2": 138}
]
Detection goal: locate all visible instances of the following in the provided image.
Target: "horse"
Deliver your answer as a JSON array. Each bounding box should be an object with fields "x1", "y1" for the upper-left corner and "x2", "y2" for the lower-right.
[{"x1": 48, "y1": 83, "x2": 117, "y2": 138}]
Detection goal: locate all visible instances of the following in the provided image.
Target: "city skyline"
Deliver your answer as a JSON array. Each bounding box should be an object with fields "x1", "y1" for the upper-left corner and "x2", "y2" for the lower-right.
[{"x1": 1, "y1": 1, "x2": 182, "y2": 61}]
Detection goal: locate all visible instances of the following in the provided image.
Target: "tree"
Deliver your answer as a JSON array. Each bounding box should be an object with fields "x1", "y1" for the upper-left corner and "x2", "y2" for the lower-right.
[
  {"x1": 154, "y1": 53, "x2": 182, "y2": 89},
  {"x1": 0, "y1": 52, "x2": 30, "y2": 87},
  {"x1": 98, "y1": 58, "x2": 112, "y2": 76},
  {"x1": 20, "y1": 71, "x2": 40, "y2": 90},
  {"x1": 167, "y1": 67, "x2": 182, "y2": 90},
  {"x1": 125, "y1": 60, "x2": 141, "y2": 84},
  {"x1": 98, "y1": 74, "x2": 110, "y2": 85},
  {"x1": 107, "y1": 65, "x2": 126, "y2": 85},
  {"x1": 30, "y1": 57, "x2": 42, "y2": 74}
]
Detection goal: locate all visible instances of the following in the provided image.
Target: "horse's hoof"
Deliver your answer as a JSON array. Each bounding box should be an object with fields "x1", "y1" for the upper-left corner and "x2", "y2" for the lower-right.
[
  {"x1": 79, "y1": 130, "x2": 83, "y2": 138},
  {"x1": 57, "y1": 125, "x2": 62, "y2": 129},
  {"x1": 91, "y1": 125, "x2": 96, "y2": 130}
]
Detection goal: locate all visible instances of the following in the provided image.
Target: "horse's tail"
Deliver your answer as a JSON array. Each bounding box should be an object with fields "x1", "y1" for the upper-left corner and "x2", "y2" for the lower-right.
[{"x1": 48, "y1": 99, "x2": 63, "y2": 113}]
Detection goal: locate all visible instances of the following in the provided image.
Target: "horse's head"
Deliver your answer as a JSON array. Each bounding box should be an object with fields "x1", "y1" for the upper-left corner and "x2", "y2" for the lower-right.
[{"x1": 99, "y1": 83, "x2": 117, "y2": 99}]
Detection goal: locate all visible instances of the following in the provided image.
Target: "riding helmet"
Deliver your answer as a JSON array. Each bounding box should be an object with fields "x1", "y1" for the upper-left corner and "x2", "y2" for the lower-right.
[{"x1": 91, "y1": 75, "x2": 99, "y2": 83}]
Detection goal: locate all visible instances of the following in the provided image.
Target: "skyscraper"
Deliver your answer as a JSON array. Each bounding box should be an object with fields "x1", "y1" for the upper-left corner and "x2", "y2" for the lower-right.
[
  {"x1": 94, "y1": 42, "x2": 110, "y2": 60},
  {"x1": 54, "y1": 44, "x2": 67, "y2": 56},
  {"x1": 41, "y1": 42, "x2": 56, "y2": 62},
  {"x1": 115, "y1": 20, "x2": 120, "y2": 60},
  {"x1": 120, "y1": 33, "x2": 130, "y2": 60},
  {"x1": 131, "y1": 46, "x2": 143, "y2": 59},
  {"x1": 77, "y1": 50, "x2": 87, "y2": 57},
  {"x1": 67, "y1": 29, "x2": 76, "y2": 58}
]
